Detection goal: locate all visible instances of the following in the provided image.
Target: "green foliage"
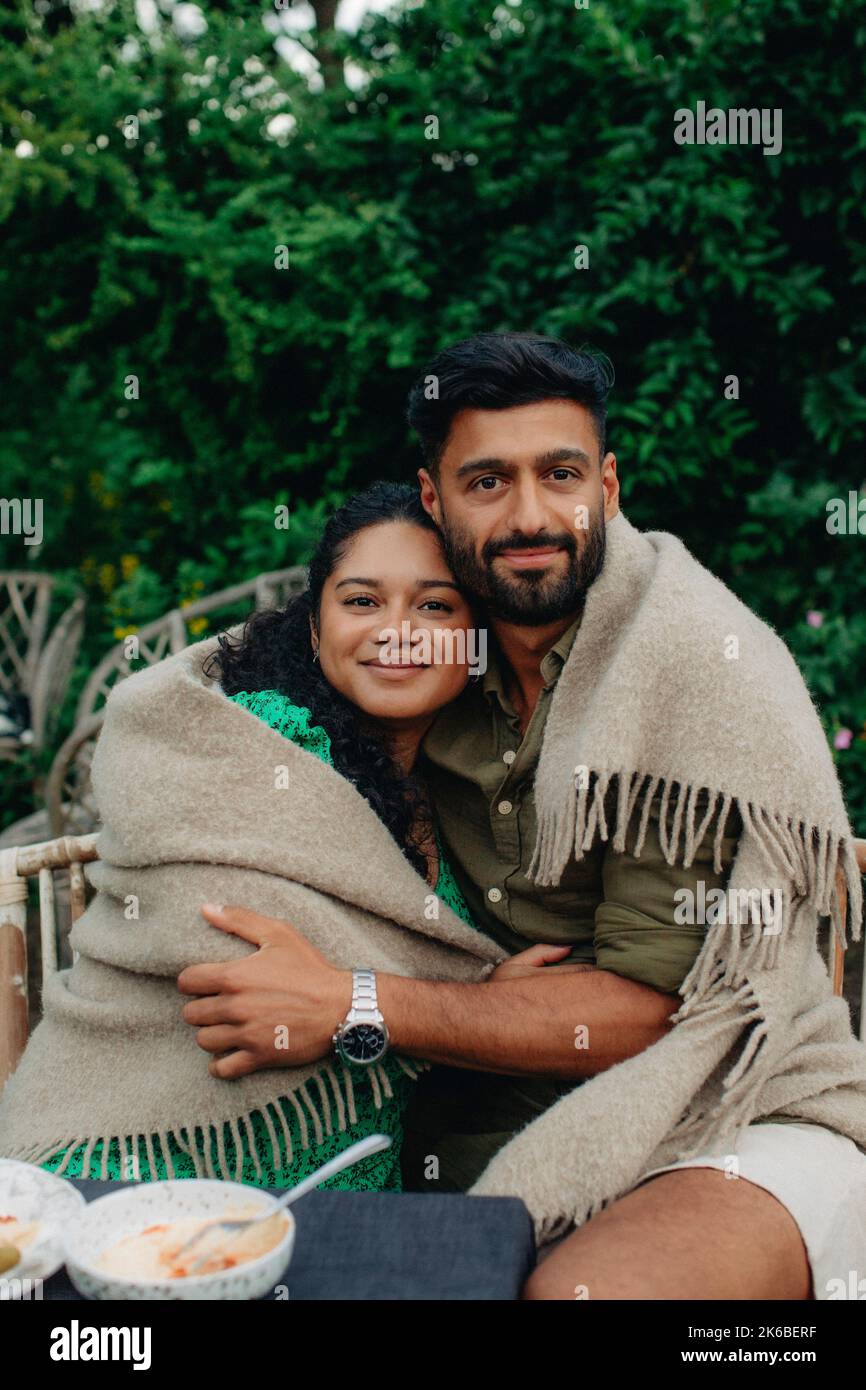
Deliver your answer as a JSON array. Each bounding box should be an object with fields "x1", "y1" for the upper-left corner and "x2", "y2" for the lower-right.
[{"x1": 1, "y1": 0, "x2": 865, "y2": 831}]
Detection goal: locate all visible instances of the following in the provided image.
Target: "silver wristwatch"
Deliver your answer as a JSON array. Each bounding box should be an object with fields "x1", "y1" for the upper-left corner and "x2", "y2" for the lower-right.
[{"x1": 332, "y1": 968, "x2": 390, "y2": 1066}]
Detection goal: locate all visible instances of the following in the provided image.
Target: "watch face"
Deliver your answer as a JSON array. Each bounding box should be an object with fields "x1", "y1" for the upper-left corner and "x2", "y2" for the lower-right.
[{"x1": 341, "y1": 1023, "x2": 387, "y2": 1064}]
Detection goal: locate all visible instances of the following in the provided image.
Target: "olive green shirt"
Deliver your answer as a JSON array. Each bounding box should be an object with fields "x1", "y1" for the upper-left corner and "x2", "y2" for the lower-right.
[
  {"x1": 400, "y1": 612, "x2": 754, "y2": 1194},
  {"x1": 419, "y1": 613, "x2": 742, "y2": 994}
]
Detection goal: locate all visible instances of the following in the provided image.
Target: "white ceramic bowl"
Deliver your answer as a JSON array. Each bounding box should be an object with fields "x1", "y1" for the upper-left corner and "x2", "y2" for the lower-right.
[
  {"x1": 0, "y1": 1159, "x2": 87, "y2": 1295},
  {"x1": 64, "y1": 1180, "x2": 295, "y2": 1301}
]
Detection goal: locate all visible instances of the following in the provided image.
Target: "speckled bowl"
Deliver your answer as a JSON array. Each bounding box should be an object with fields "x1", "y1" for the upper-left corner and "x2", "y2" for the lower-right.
[
  {"x1": 64, "y1": 1180, "x2": 295, "y2": 1301},
  {"x1": 0, "y1": 1159, "x2": 87, "y2": 1294}
]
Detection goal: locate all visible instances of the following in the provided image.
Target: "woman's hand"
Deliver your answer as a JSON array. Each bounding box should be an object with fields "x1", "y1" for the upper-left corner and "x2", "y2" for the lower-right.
[{"x1": 488, "y1": 943, "x2": 599, "y2": 982}]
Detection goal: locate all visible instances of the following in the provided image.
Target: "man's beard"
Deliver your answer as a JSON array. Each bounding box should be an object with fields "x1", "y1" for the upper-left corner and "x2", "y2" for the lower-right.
[{"x1": 438, "y1": 504, "x2": 607, "y2": 626}]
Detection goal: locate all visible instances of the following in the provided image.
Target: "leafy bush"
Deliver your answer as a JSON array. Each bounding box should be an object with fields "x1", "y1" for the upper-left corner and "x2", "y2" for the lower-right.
[{"x1": 1, "y1": 0, "x2": 864, "y2": 831}]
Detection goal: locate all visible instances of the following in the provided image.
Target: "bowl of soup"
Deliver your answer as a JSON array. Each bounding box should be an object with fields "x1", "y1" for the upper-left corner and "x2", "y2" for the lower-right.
[{"x1": 64, "y1": 1180, "x2": 294, "y2": 1300}]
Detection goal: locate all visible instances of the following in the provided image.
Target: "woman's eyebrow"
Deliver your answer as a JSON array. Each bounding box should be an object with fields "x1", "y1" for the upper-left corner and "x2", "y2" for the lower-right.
[{"x1": 334, "y1": 577, "x2": 462, "y2": 591}]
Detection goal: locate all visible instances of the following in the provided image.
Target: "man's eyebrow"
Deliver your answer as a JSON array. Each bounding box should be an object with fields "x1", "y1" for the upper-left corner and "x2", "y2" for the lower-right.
[
  {"x1": 334, "y1": 577, "x2": 463, "y2": 591},
  {"x1": 454, "y1": 447, "x2": 593, "y2": 479},
  {"x1": 537, "y1": 447, "x2": 594, "y2": 469}
]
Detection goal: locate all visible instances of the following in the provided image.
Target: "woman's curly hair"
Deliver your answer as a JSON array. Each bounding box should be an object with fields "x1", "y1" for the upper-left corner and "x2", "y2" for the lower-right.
[{"x1": 204, "y1": 482, "x2": 445, "y2": 879}]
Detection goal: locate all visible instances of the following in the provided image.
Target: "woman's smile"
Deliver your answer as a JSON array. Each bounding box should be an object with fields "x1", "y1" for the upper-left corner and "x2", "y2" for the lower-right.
[
  {"x1": 314, "y1": 519, "x2": 475, "y2": 723},
  {"x1": 361, "y1": 657, "x2": 432, "y2": 679}
]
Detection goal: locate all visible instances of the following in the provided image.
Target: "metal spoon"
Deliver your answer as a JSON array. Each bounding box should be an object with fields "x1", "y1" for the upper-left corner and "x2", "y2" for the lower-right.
[{"x1": 176, "y1": 1132, "x2": 392, "y2": 1274}]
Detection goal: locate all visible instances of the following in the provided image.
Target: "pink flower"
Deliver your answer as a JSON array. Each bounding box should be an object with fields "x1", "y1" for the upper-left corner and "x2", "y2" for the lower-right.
[
  {"x1": 834, "y1": 729, "x2": 854, "y2": 750},
  {"x1": 806, "y1": 611, "x2": 824, "y2": 628}
]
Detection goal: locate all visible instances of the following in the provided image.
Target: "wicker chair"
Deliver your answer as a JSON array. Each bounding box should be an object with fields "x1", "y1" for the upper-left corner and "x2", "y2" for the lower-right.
[
  {"x1": 0, "y1": 573, "x2": 85, "y2": 763},
  {"x1": 42, "y1": 566, "x2": 307, "y2": 838},
  {"x1": 1, "y1": 832, "x2": 864, "y2": 1099},
  {"x1": 0, "y1": 833, "x2": 98, "y2": 1094}
]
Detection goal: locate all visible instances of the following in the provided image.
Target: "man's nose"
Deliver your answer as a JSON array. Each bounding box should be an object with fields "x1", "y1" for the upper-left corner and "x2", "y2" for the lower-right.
[{"x1": 504, "y1": 479, "x2": 550, "y2": 539}]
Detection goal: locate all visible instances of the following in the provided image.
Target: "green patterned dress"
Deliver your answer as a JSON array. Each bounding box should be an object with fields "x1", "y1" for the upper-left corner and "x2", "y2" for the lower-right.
[{"x1": 40, "y1": 689, "x2": 477, "y2": 1192}]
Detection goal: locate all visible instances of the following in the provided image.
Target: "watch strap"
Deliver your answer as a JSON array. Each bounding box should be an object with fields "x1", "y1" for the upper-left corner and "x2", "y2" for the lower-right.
[{"x1": 349, "y1": 967, "x2": 381, "y2": 1021}]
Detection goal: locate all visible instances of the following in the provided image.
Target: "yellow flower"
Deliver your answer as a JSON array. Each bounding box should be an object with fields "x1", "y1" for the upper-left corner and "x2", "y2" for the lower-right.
[
  {"x1": 120, "y1": 554, "x2": 140, "y2": 580},
  {"x1": 188, "y1": 617, "x2": 208, "y2": 636},
  {"x1": 98, "y1": 563, "x2": 117, "y2": 595}
]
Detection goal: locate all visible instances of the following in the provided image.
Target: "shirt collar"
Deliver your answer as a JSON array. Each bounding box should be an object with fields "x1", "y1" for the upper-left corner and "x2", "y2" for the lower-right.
[{"x1": 481, "y1": 610, "x2": 584, "y2": 713}]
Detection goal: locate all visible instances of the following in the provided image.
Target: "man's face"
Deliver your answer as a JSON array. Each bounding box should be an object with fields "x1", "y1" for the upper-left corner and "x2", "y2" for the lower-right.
[{"x1": 418, "y1": 399, "x2": 620, "y2": 626}]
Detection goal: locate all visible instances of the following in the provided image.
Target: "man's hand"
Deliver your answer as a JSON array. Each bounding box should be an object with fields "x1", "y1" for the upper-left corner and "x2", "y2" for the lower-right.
[
  {"x1": 178, "y1": 906, "x2": 675, "y2": 1085},
  {"x1": 488, "y1": 942, "x2": 599, "y2": 982},
  {"x1": 177, "y1": 904, "x2": 352, "y2": 1080}
]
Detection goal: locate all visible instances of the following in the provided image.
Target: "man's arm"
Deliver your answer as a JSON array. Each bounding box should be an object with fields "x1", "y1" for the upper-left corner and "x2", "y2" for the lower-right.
[
  {"x1": 178, "y1": 907, "x2": 677, "y2": 1081},
  {"x1": 376, "y1": 790, "x2": 742, "y2": 1080},
  {"x1": 376, "y1": 967, "x2": 679, "y2": 1079},
  {"x1": 178, "y1": 793, "x2": 739, "y2": 1082}
]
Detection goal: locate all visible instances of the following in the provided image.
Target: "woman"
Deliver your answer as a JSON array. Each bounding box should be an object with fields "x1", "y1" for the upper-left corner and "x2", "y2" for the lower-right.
[{"x1": 0, "y1": 483, "x2": 512, "y2": 1192}]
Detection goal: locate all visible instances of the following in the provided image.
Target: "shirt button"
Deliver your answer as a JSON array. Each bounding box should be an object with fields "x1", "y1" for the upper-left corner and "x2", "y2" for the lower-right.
[
  {"x1": 497, "y1": 800, "x2": 513, "y2": 815},
  {"x1": 487, "y1": 887, "x2": 503, "y2": 903},
  {"x1": 502, "y1": 749, "x2": 516, "y2": 764}
]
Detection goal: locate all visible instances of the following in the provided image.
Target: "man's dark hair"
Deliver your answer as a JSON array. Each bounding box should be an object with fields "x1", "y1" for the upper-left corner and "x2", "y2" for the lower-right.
[{"x1": 406, "y1": 331, "x2": 614, "y2": 475}]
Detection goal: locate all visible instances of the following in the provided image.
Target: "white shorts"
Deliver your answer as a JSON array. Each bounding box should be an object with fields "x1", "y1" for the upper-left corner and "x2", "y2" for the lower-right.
[{"x1": 635, "y1": 1121, "x2": 866, "y2": 1300}]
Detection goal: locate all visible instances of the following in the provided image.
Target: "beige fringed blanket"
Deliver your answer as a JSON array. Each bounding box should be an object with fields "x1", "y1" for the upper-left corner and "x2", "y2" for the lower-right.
[
  {"x1": 468, "y1": 509, "x2": 866, "y2": 1244},
  {"x1": 2, "y1": 508, "x2": 864, "y2": 1250},
  {"x1": 0, "y1": 638, "x2": 504, "y2": 1175}
]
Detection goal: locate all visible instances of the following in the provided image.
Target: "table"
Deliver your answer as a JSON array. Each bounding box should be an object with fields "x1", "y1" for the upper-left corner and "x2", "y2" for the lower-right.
[{"x1": 42, "y1": 1180, "x2": 536, "y2": 1300}]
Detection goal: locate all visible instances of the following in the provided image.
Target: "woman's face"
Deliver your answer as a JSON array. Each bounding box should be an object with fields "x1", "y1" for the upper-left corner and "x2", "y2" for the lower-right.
[{"x1": 314, "y1": 521, "x2": 478, "y2": 726}]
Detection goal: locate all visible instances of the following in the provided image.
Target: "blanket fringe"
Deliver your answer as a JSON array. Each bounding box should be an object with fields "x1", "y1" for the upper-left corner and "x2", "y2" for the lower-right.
[
  {"x1": 260, "y1": 1103, "x2": 284, "y2": 1171},
  {"x1": 5, "y1": 1054, "x2": 424, "y2": 1183},
  {"x1": 271, "y1": 1096, "x2": 297, "y2": 1167},
  {"x1": 526, "y1": 768, "x2": 864, "y2": 1201},
  {"x1": 241, "y1": 1112, "x2": 261, "y2": 1183},
  {"x1": 528, "y1": 768, "x2": 863, "y2": 950},
  {"x1": 655, "y1": 976, "x2": 772, "y2": 1159},
  {"x1": 393, "y1": 1055, "x2": 432, "y2": 1081}
]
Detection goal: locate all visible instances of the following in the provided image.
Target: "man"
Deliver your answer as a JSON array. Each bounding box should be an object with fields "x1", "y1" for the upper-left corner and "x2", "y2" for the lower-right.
[
  {"x1": 179, "y1": 333, "x2": 866, "y2": 1300},
  {"x1": 396, "y1": 336, "x2": 744, "y2": 1196}
]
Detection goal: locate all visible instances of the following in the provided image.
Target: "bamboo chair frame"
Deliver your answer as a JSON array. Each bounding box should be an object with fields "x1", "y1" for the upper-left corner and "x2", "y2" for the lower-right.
[
  {"x1": 0, "y1": 833, "x2": 99, "y2": 1092},
  {"x1": 0, "y1": 573, "x2": 85, "y2": 762},
  {"x1": 42, "y1": 567, "x2": 306, "y2": 838}
]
